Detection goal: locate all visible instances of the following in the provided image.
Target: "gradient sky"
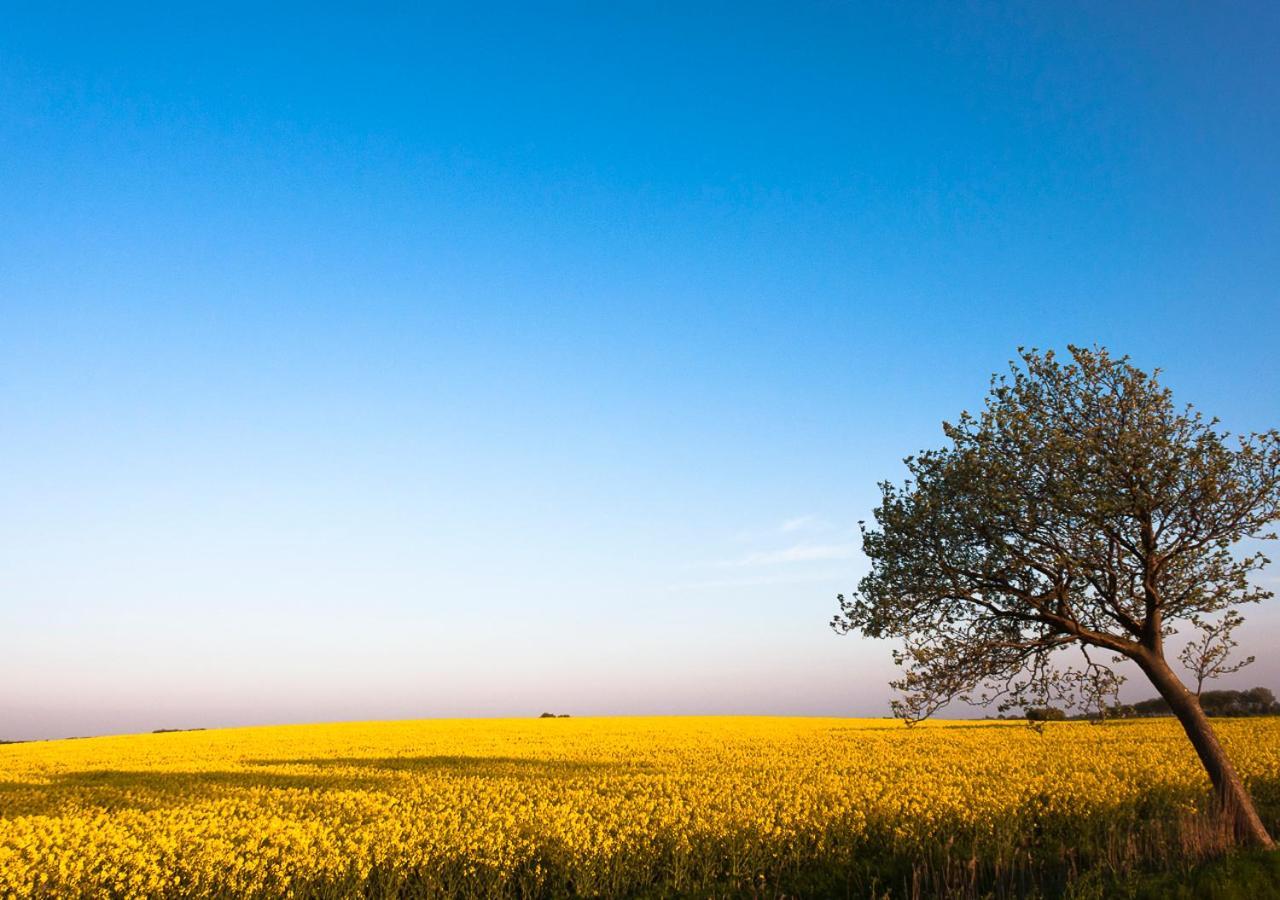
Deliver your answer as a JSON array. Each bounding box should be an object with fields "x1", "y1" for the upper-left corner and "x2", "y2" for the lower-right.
[{"x1": 3, "y1": 3, "x2": 1279, "y2": 740}]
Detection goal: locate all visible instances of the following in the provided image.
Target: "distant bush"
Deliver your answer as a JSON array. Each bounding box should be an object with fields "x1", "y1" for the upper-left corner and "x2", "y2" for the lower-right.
[
  {"x1": 538, "y1": 712, "x2": 572, "y2": 718},
  {"x1": 1025, "y1": 707, "x2": 1067, "y2": 722}
]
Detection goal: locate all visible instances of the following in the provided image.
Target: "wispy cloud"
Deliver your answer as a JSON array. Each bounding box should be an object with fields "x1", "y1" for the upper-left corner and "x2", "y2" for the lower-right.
[
  {"x1": 779, "y1": 515, "x2": 817, "y2": 533},
  {"x1": 666, "y1": 569, "x2": 848, "y2": 592},
  {"x1": 718, "y1": 543, "x2": 855, "y2": 568},
  {"x1": 727, "y1": 515, "x2": 834, "y2": 544}
]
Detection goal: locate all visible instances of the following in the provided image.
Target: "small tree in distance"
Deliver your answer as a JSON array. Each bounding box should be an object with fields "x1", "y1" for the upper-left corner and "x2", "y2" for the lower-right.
[
  {"x1": 1179, "y1": 609, "x2": 1255, "y2": 696},
  {"x1": 833, "y1": 346, "x2": 1279, "y2": 848}
]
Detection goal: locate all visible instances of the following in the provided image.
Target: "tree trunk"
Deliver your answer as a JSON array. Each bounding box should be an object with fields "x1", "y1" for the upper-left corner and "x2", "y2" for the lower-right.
[{"x1": 1137, "y1": 651, "x2": 1275, "y2": 849}]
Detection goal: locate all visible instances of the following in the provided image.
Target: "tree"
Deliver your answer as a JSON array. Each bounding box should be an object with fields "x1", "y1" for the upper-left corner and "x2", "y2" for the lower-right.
[
  {"x1": 832, "y1": 346, "x2": 1280, "y2": 848},
  {"x1": 1179, "y1": 609, "x2": 1255, "y2": 696}
]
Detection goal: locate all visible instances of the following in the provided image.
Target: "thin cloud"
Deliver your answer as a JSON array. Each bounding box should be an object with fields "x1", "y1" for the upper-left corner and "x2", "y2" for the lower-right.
[
  {"x1": 780, "y1": 515, "x2": 817, "y2": 533},
  {"x1": 719, "y1": 543, "x2": 855, "y2": 568},
  {"x1": 666, "y1": 569, "x2": 848, "y2": 592}
]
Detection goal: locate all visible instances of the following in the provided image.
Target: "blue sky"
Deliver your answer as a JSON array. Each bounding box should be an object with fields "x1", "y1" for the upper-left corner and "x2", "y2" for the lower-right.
[{"x1": 2, "y1": 3, "x2": 1278, "y2": 739}]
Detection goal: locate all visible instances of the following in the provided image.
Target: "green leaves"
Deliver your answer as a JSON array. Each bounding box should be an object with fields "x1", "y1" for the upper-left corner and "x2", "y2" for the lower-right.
[{"x1": 834, "y1": 346, "x2": 1280, "y2": 722}]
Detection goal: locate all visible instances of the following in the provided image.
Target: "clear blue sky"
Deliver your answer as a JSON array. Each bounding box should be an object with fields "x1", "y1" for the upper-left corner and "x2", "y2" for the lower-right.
[{"x1": 3, "y1": 3, "x2": 1278, "y2": 739}]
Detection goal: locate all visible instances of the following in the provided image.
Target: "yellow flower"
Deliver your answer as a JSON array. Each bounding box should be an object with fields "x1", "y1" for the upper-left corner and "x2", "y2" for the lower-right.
[{"x1": 1, "y1": 716, "x2": 1276, "y2": 898}]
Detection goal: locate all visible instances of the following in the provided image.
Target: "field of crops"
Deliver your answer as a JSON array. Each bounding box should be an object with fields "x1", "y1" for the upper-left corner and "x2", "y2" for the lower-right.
[{"x1": 2, "y1": 716, "x2": 1278, "y2": 898}]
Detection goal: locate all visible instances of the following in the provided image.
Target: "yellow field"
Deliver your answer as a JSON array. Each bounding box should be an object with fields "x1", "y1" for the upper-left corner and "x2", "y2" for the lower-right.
[{"x1": 2, "y1": 716, "x2": 1278, "y2": 898}]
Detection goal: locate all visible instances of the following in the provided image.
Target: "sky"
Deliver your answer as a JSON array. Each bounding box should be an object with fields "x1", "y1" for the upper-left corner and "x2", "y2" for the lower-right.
[{"x1": 2, "y1": 3, "x2": 1278, "y2": 741}]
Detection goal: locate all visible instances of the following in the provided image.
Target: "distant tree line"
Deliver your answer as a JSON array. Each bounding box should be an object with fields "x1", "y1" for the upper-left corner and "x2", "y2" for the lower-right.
[
  {"x1": 1113, "y1": 687, "x2": 1279, "y2": 719},
  {"x1": 1017, "y1": 687, "x2": 1279, "y2": 722}
]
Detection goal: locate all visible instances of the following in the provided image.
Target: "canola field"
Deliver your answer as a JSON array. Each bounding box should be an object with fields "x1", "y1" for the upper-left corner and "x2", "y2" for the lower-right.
[{"x1": 2, "y1": 716, "x2": 1278, "y2": 898}]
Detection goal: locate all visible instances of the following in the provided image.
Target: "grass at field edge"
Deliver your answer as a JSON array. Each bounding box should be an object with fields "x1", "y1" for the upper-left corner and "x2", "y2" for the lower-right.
[{"x1": 1082, "y1": 849, "x2": 1280, "y2": 900}]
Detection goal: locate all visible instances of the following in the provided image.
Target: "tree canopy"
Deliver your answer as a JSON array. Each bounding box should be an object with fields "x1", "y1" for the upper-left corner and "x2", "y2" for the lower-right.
[{"x1": 834, "y1": 346, "x2": 1280, "y2": 846}]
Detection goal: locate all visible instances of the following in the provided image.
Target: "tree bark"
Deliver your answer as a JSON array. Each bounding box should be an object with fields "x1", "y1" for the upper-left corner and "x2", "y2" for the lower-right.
[{"x1": 1136, "y1": 651, "x2": 1275, "y2": 849}]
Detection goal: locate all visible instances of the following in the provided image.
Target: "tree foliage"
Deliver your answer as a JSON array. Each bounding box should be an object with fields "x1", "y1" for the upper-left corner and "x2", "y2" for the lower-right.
[{"x1": 834, "y1": 346, "x2": 1279, "y2": 720}]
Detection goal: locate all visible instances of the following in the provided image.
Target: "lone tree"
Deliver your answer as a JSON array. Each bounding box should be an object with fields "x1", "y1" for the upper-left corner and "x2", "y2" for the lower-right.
[
  {"x1": 1179, "y1": 609, "x2": 1255, "y2": 697},
  {"x1": 833, "y1": 346, "x2": 1279, "y2": 848}
]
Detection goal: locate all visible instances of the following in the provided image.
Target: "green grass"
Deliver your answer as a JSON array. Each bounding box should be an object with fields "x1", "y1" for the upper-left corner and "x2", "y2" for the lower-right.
[{"x1": 1070, "y1": 850, "x2": 1280, "y2": 900}]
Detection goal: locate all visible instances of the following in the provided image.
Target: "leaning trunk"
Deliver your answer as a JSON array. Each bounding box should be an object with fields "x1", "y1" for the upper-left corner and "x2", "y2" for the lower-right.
[{"x1": 1137, "y1": 652, "x2": 1275, "y2": 849}]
